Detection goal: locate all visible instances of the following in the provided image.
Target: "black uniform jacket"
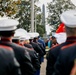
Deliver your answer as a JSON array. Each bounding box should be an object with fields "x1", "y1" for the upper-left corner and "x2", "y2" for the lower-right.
[
  {"x1": 46, "y1": 36, "x2": 76, "y2": 75},
  {"x1": 30, "y1": 41, "x2": 44, "y2": 57},
  {"x1": 53, "y1": 43, "x2": 76, "y2": 75},
  {"x1": 37, "y1": 42, "x2": 46, "y2": 55},
  {"x1": 0, "y1": 40, "x2": 35, "y2": 75},
  {"x1": 24, "y1": 44, "x2": 40, "y2": 70},
  {"x1": 0, "y1": 45, "x2": 20, "y2": 75},
  {"x1": 24, "y1": 44, "x2": 33, "y2": 48}
]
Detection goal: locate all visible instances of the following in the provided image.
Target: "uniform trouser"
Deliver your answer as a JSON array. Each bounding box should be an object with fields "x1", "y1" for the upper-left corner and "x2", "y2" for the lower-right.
[
  {"x1": 34, "y1": 69, "x2": 40, "y2": 75},
  {"x1": 34, "y1": 57, "x2": 41, "y2": 75},
  {"x1": 41, "y1": 57, "x2": 44, "y2": 62}
]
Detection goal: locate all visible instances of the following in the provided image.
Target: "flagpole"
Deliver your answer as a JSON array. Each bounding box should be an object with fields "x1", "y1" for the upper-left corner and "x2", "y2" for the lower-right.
[{"x1": 31, "y1": 0, "x2": 34, "y2": 32}]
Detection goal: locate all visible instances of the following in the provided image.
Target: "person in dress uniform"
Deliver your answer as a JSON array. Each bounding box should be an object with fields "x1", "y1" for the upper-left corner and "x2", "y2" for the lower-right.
[
  {"x1": 52, "y1": 10, "x2": 76, "y2": 75},
  {"x1": 20, "y1": 36, "x2": 41, "y2": 73},
  {"x1": 0, "y1": 17, "x2": 21, "y2": 75},
  {"x1": 0, "y1": 45, "x2": 20, "y2": 75},
  {"x1": 29, "y1": 33, "x2": 44, "y2": 59},
  {"x1": 38, "y1": 36, "x2": 46, "y2": 63},
  {"x1": 28, "y1": 33, "x2": 44, "y2": 75},
  {"x1": 32, "y1": 32, "x2": 45, "y2": 75},
  {"x1": 0, "y1": 18, "x2": 35, "y2": 75},
  {"x1": 46, "y1": 9, "x2": 76, "y2": 75},
  {"x1": 12, "y1": 29, "x2": 40, "y2": 73}
]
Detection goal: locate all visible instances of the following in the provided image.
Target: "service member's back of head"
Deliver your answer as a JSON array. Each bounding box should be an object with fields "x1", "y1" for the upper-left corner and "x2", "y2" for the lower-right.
[
  {"x1": 60, "y1": 10, "x2": 76, "y2": 37},
  {"x1": 0, "y1": 18, "x2": 19, "y2": 37},
  {"x1": 0, "y1": 18, "x2": 35, "y2": 75}
]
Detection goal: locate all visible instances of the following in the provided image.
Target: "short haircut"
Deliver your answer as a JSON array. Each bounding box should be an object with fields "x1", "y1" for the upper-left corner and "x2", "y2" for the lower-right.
[
  {"x1": 51, "y1": 36, "x2": 56, "y2": 39},
  {"x1": 65, "y1": 26, "x2": 76, "y2": 35},
  {"x1": 12, "y1": 39, "x2": 19, "y2": 43},
  {"x1": 0, "y1": 30, "x2": 15, "y2": 37}
]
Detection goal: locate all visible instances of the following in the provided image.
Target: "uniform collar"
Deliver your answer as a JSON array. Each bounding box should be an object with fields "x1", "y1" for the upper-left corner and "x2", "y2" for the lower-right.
[
  {"x1": 1, "y1": 37, "x2": 12, "y2": 42},
  {"x1": 66, "y1": 36, "x2": 76, "y2": 42}
]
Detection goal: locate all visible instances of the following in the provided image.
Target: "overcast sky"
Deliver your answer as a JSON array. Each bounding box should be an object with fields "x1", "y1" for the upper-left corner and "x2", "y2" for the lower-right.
[
  {"x1": 70, "y1": 0, "x2": 76, "y2": 6},
  {"x1": 39, "y1": 0, "x2": 51, "y2": 5},
  {"x1": 36, "y1": 0, "x2": 52, "y2": 18},
  {"x1": 38, "y1": 0, "x2": 52, "y2": 35}
]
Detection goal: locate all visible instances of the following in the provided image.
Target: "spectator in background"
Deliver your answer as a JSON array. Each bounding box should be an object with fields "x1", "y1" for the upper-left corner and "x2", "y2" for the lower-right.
[
  {"x1": 51, "y1": 36, "x2": 58, "y2": 47},
  {"x1": 45, "y1": 39, "x2": 49, "y2": 47},
  {"x1": 48, "y1": 36, "x2": 52, "y2": 48},
  {"x1": 38, "y1": 36, "x2": 46, "y2": 49},
  {"x1": 38, "y1": 36, "x2": 46, "y2": 62},
  {"x1": 48, "y1": 36, "x2": 58, "y2": 48}
]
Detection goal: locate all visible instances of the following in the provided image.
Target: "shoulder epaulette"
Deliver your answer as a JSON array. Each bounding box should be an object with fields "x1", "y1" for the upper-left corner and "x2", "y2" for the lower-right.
[
  {"x1": 61, "y1": 42, "x2": 76, "y2": 50},
  {"x1": 0, "y1": 45, "x2": 13, "y2": 51},
  {"x1": 50, "y1": 44, "x2": 60, "y2": 50}
]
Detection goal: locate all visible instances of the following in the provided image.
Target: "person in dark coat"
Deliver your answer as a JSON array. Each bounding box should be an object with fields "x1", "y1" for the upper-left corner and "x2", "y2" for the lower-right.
[
  {"x1": 25, "y1": 47, "x2": 40, "y2": 71},
  {"x1": 38, "y1": 36, "x2": 46, "y2": 49},
  {"x1": 46, "y1": 10, "x2": 76, "y2": 75},
  {"x1": 32, "y1": 33, "x2": 45, "y2": 75},
  {"x1": 13, "y1": 30, "x2": 40, "y2": 73},
  {"x1": 14, "y1": 35, "x2": 40, "y2": 72},
  {"x1": 29, "y1": 36, "x2": 44, "y2": 75},
  {"x1": 24, "y1": 43, "x2": 40, "y2": 71},
  {"x1": 52, "y1": 10, "x2": 76, "y2": 75},
  {"x1": 20, "y1": 33, "x2": 41, "y2": 75},
  {"x1": 0, "y1": 18, "x2": 35, "y2": 75},
  {"x1": 24, "y1": 38, "x2": 40, "y2": 70},
  {"x1": 33, "y1": 38, "x2": 46, "y2": 56},
  {"x1": 33, "y1": 37, "x2": 46, "y2": 64},
  {"x1": 0, "y1": 45, "x2": 20, "y2": 75},
  {"x1": 53, "y1": 43, "x2": 76, "y2": 75},
  {"x1": 29, "y1": 39, "x2": 44, "y2": 58}
]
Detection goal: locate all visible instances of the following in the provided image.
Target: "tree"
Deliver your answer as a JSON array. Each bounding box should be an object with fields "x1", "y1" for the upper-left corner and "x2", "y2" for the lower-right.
[
  {"x1": 14, "y1": 0, "x2": 31, "y2": 32},
  {"x1": 0, "y1": 0, "x2": 45, "y2": 36},
  {"x1": 34, "y1": 2, "x2": 46, "y2": 36},
  {"x1": 37, "y1": 24, "x2": 45, "y2": 37},
  {"x1": 15, "y1": 0, "x2": 42, "y2": 32},
  {"x1": 36, "y1": 13, "x2": 45, "y2": 37},
  {"x1": 47, "y1": 0, "x2": 75, "y2": 30},
  {"x1": 0, "y1": 0, "x2": 21, "y2": 17}
]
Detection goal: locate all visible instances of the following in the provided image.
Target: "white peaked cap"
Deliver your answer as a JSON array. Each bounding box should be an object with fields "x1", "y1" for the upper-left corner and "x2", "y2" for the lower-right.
[
  {"x1": 35, "y1": 32, "x2": 39, "y2": 37},
  {"x1": 28, "y1": 33, "x2": 36, "y2": 39},
  {"x1": 14, "y1": 28, "x2": 30, "y2": 40},
  {"x1": 0, "y1": 17, "x2": 19, "y2": 31},
  {"x1": 20, "y1": 35, "x2": 30, "y2": 40},
  {"x1": 12, "y1": 36, "x2": 20, "y2": 40},
  {"x1": 28, "y1": 32, "x2": 39, "y2": 39},
  {"x1": 54, "y1": 32, "x2": 66, "y2": 44},
  {"x1": 14, "y1": 31, "x2": 21, "y2": 39},
  {"x1": 15, "y1": 28, "x2": 27, "y2": 33},
  {"x1": 15, "y1": 28, "x2": 27, "y2": 37},
  {"x1": 60, "y1": 10, "x2": 76, "y2": 28}
]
